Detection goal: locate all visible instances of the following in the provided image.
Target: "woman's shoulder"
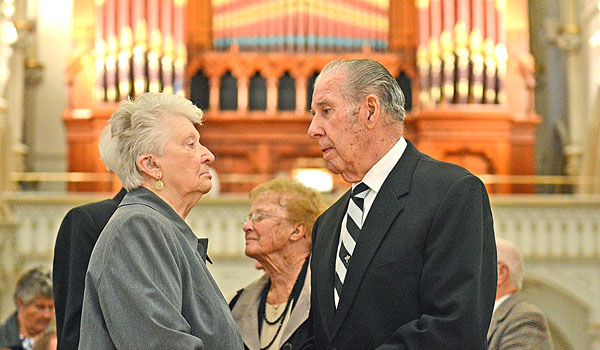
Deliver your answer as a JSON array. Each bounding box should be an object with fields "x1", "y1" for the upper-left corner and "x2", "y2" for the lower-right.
[{"x1": 229, "y1": 274, "x2": 269, "y2": 309}]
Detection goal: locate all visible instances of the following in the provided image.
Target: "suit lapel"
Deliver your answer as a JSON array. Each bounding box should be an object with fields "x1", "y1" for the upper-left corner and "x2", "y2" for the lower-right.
[
  {"x1": 315, "y1": 191, "x2": 350, "y2": 337},
  {"x1": 330, "y1": 141, "x2": 420, "y2": 339}
]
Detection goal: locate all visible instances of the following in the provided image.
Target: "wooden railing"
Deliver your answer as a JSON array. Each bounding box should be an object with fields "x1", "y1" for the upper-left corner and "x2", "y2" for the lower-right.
[{"x1": 1, "y1": 192, "x2": 600, "y2": 327}]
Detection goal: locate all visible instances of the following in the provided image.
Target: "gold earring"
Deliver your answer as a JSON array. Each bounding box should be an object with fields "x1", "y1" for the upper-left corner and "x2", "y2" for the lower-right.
[{"x1": 155, "y1": 175, "x2": 164, "y2": 190}]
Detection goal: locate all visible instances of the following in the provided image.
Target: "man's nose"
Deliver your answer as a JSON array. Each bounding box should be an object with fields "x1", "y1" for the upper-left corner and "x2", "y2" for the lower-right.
[{"x1": 308, "y1": 116, "x2": 322, "y2": 139}]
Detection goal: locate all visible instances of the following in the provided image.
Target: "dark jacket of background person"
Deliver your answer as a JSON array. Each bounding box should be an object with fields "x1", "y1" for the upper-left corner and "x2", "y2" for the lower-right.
[
  {"x1": 78, "y1": 188, "x2": 243, "y2": 349},
  {"x1": 53, "y1": 188, "x2": 126, "y2": 350},
  {"x1": 488, "y1": 294, "x2": 553, "y2": 350},
  {"x1": 0, "y1": 313, "x2": 24, "y2": 350},
  {"x1": 310, "y1": 141, "x2": 497, "y2": 350},
  {"x1": 230, "y1": 262, "x2": 312, "y2": 350}
]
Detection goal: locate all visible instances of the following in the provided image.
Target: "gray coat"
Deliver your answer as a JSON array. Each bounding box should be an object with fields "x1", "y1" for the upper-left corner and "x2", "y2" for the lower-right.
[{"x1": 79, "y1": 187, "x2": 243, "y2": 350}]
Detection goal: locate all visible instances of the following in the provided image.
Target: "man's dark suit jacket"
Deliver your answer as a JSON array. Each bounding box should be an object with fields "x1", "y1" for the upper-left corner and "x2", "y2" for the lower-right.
[
  {"x1": 310, "y1": 141, "x2": 497, "y2": 350},
  {"x1": 52, "y1": 188, "x2": 126, "y2": 350}
]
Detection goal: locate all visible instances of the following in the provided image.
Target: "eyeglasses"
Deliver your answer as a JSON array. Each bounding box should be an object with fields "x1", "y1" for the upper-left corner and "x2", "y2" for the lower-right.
[{"x1": 242, "y1": 210, "x2": 293, "y2": 225}]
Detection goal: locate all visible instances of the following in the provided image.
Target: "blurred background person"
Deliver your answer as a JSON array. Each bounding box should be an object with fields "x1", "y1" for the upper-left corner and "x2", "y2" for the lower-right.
[
  {"x1": 0, "y1": 267, "x2": 54, "y2": 350},
  {"x1": 53, "y1": 122, "x2": 126, "y2": 350},
  {"x1": 488, "y1": 239, "x2": 553, "y2": 350},
  {"x1": 79, "y1": 92, "x2": 243, "y2": 349},
  {"x1": 230, "y1": 178, "x2": 326, "y2": 350}
]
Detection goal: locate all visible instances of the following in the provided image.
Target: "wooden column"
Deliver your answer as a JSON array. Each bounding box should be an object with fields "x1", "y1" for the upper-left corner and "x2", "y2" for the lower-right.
[
  {"x1": 209, "y1": 76, "x2": 219, "y2": 112},
  {"x1": 266, "y1": 77, "x2": 278, "y2": 115},
  {"x1": 237, "y1": 76, "x2": 249, "y2": 113},
  {"x1": 295, "y1": 77, "x2": 307, "y2": 115}
]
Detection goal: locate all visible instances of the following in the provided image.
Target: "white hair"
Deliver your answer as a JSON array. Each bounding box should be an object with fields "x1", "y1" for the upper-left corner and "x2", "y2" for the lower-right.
[
  {"x1": 100, "y1": 93, "x2": 204, "y2": 190},
  {"x1": 315, "y1": 58, "x2": 406, "y2": 122},
  {"x1": 496, "y1": 238, "x2": 524, "y2": 290}
]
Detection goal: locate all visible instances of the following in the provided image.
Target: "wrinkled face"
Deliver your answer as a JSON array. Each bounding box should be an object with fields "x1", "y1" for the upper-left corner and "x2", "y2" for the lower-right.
[
  {"x1": 242, "y1": 192, "x2": 295, "y2": 260},
  {"x1": 157, "y1": 115, "x2": 215, "y2": 199},
  {"x1": 17, "y1": 297, "x2": 54, "y2": 337},
  {"x1": 308, "y1": 71, "x2": 367, "y2": 183}
]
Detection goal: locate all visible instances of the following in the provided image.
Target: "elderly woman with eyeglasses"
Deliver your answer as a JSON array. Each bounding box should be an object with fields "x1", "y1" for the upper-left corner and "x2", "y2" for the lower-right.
[
  {"x1": 230, "y1": 178, "x2": 326, "y2": 350},
  {"x1": 78, "y1": 93, "x2": 243, "y2": 350}
]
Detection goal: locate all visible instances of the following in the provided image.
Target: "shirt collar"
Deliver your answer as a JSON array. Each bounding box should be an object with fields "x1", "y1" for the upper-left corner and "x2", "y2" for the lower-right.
[
  {"x1": 493, "y1": 293, "x2": 512, "y2": 314},
  {"x1": 356, "y1": 137, "x2": 407, "y2": 192}
]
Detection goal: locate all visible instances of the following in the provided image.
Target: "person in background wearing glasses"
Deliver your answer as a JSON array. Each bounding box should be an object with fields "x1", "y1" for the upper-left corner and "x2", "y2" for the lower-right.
[{"x1": 230, "y1": 178, "x2": 326, "y2": 350}]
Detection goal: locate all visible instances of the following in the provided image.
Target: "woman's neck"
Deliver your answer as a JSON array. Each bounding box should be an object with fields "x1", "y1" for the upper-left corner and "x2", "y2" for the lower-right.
[
  {"x1": 141, "y1": 184, "x2": 201, "y2": 219},
  {"x1": 262, "y1": 253, "x2": 308, "y2": 305}
]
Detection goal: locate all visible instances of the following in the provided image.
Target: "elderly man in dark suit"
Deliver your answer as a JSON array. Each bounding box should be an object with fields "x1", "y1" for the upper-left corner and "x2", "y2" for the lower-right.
[
  {"x1": 53, "y1": 188, "x2": 126, "y2": 350},
  {"x1": 488, "y1": 239, "x2": 553, "y2": 350},
  {"x1": 53, "y1": 122, "x2": 126, "y2": 350},
  {"x1": 306, "y1": 58, "x2": 497, "y2": 349}
]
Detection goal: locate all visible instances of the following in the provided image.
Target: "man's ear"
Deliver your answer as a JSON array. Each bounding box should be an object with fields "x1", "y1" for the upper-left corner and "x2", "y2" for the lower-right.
[
  {"x1": 497, "y1": 263, "x2": 509, "y2": 287},
  {"x1": 16, "y1": 297, "x2": 24, "y2": 310},
  {"x1": 136, "y1": 154, "x2": 161, "y2": 180},
  {"x1": 364, "y1": 94, "x2": 381, "y2": 129}
]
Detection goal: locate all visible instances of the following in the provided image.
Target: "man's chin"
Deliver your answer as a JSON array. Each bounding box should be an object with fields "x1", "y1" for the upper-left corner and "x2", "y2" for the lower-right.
[{"x1": 325, "y1": 162, "x2": 342, "y2": 175}]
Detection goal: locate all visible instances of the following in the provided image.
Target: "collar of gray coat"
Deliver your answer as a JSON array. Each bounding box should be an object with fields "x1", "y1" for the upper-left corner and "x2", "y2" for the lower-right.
[{"x1": 118, "y1": 187, "x2": 208, "y2": 257}]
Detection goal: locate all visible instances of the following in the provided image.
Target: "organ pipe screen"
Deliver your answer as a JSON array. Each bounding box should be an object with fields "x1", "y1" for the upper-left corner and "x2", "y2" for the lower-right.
[
  {"x1": 212, "y1": 0, "x2": 390, "y2": 52},
  {"x1": 94, "y1": 0, "x2": 187, "y2": 102},
  {"x1": 416, "y1": 0, "x2": 506, "y2": 106}
]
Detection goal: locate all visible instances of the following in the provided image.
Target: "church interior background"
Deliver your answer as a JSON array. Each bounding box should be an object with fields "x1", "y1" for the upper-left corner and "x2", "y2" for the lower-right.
[{"x1": 1, "y1": 0, "x2": 600, "y2": 348}]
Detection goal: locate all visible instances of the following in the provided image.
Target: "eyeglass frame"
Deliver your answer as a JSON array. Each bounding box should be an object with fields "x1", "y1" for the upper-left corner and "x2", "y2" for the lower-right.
[{"x1": 241, "y1": 210, "x2": 295, "y2": 225}]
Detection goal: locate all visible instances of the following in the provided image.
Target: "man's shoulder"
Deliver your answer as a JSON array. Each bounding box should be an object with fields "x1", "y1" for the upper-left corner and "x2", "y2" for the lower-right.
[
  {"x1": 0, "y1": 313, "x2": 19, "y2": 346},
  {"x1": 508, "y1": 298, "x2": 546, "y2": 317}
]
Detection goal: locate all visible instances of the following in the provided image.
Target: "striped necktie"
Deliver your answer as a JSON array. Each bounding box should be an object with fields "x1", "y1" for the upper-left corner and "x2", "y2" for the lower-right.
[{"x1": 334, "y1": 182, "x2": 370, "y2": 307}]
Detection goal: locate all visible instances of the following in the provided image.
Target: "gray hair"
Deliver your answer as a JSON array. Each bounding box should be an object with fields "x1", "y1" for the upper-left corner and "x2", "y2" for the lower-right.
[
  {"x1": 99, "y1": 121, "x2": 116, "y2": 172},
  {"x1": 14, "y1": 266, "x2": 53, "y2": 305},
  {"x1": 100, "y1": 93, "x2": 204, "y2": 190},
  {"x1": 496, "y1": 238, "x2": 524, "y2": 290},
  {"x1": 315, "y1": 59, "x2": 406, "y2": 122}
]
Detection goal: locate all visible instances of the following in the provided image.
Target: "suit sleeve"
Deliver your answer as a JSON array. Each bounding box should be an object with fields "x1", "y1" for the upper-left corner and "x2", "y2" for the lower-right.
[
  {"x1": 380, "y1": 174, "x2": 497, "y2": 349},
  {"x1": 496, "y1": 310, "x2": 553, "y2": 350},
  {"x1": 53, "y1": 206, "x2": 100, "y2": 350},
  {"x1": 93, "y1": 214, "x2": 204, "y2": 349}
]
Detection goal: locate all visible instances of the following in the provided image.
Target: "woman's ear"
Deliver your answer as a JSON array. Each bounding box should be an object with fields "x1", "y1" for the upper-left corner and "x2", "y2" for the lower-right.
[
  {"x1": 136, "y1": 154, "x2": 161, "y2": 180},
  {"x1": 290, "y1": 222, "x2": 307, "y2": 241}
]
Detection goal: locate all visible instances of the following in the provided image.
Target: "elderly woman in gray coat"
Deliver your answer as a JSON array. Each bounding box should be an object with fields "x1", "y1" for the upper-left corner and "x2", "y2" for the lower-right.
[{"x1": 78, "y1": 93, "x2": 243, "y2": 350}]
